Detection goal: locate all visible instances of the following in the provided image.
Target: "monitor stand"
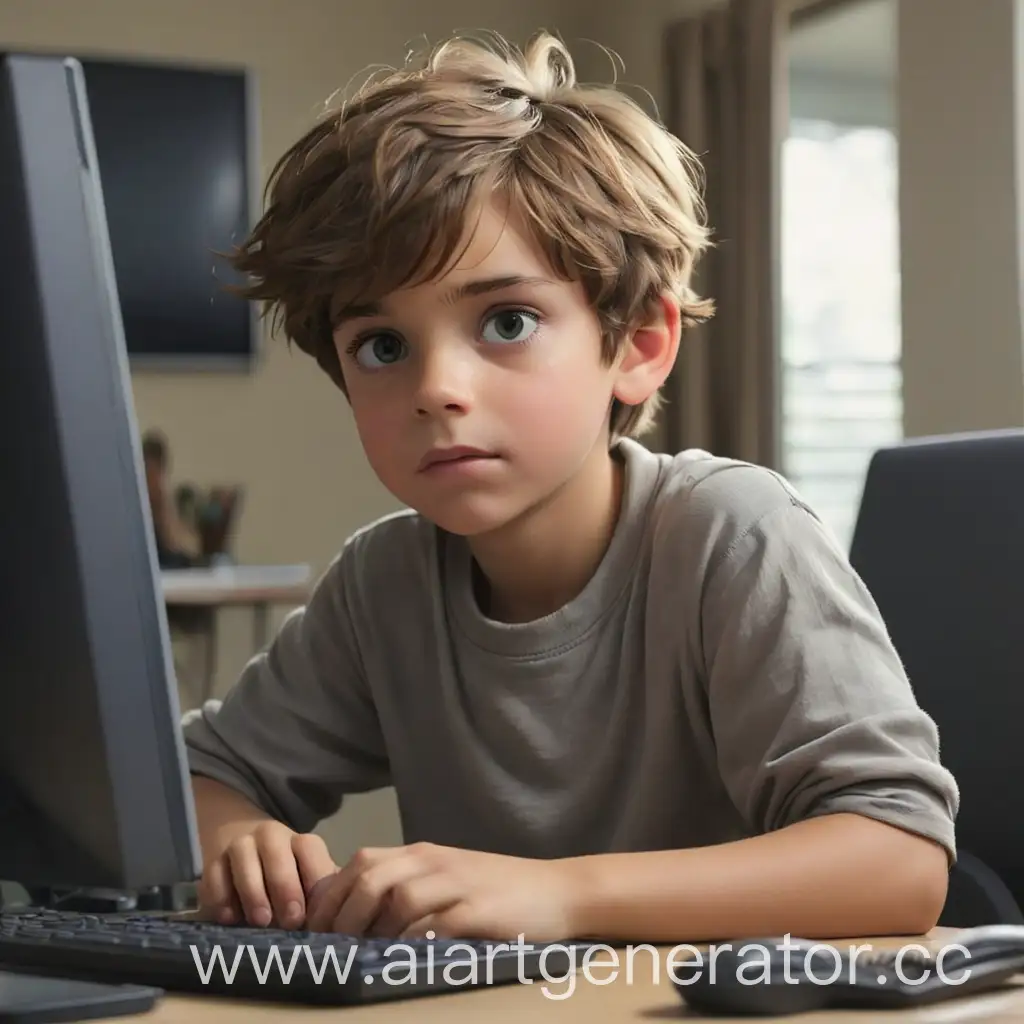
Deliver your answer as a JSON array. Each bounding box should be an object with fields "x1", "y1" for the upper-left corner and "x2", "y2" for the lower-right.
[
  {"x1": 19, "y1": 886, "x2": 187, "y2": 914},
  {"x1": 21, "y1": 887, "x2": 136, "y2": 914}
]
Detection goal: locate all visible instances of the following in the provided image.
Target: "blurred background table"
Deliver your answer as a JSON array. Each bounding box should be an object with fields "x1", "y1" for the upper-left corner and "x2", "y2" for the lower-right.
[{"x1": 162, "y1": 564, "x2": 312, "y2": 703}]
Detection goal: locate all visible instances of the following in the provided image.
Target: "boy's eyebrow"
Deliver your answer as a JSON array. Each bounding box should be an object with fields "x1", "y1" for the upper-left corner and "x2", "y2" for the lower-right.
[
  {"x1": 443, "y1": 275, "x2": 554, "y2": 303},
  {"x1": 332, "y1": 275, "x2": 554, "y2": 326}
]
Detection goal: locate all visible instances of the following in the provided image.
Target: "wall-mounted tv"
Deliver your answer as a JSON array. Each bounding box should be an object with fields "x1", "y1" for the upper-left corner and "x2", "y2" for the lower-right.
[{"x1": 78, "y1": 57, "x2": 257, "y2": 368}]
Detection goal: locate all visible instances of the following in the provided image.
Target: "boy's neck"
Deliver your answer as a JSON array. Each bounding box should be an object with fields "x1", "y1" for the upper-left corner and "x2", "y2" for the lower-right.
[{"x1": 467, "y1": 439, "x2": 625, "y2": 624}]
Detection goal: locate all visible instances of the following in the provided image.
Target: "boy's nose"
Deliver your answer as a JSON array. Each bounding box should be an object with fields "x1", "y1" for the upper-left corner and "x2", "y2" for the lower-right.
[{"x1": 413, "y1": 347, "x2": 474, "y2": 417}]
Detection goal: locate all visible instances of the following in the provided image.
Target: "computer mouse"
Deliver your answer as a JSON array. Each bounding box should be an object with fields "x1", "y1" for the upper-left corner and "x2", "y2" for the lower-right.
[
  {"x1": 673, "y1": 928, "x2": 1024, "y2": 1017},
  {"x1": 673, "y1": 937, "x2": 843, "y2": 1016}
]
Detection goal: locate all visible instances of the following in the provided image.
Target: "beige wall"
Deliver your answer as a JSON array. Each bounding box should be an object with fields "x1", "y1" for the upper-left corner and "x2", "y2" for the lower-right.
[{"x1": 897, "y1": 0, "x2": 1024, "y2": 436}]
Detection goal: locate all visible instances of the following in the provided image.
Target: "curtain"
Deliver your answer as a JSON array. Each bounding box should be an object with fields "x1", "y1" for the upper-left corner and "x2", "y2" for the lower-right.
[{"x1": 657, "y1": 0, "x2": 790, "y2": 469}]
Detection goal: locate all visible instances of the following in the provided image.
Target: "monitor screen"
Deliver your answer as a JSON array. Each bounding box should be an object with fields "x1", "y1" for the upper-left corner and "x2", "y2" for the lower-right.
[{"x1": 79, "y1": 58, "x2": 254, "y2": 365}]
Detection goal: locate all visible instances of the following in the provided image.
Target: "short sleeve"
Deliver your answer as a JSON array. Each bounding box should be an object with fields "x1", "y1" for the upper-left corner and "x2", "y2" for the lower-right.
[
  {"x1": 180, "y1": 551, "x2": 390, "y2": 833},
  {"x1": 700, "y1": 493, "x2": 959, "y2": 862}
]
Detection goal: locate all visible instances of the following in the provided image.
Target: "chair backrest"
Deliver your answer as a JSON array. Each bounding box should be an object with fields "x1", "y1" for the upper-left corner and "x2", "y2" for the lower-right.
[{"x1": 849, "y1": 429, "x2": 1024, "y2": 907}]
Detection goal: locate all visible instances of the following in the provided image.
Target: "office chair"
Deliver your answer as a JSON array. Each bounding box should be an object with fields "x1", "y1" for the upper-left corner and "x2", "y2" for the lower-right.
[{"x1": 849, "y1": 428, "x2": 1024, "y2": 927}]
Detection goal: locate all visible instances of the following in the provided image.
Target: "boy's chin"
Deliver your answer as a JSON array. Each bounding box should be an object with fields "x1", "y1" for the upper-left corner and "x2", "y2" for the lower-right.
[
  {"x1": 408, "y1": 496, "x2": 532, "y2": 538},
  {"x1": 419, "y1": 508, "x2": 516, "y2": 538}
]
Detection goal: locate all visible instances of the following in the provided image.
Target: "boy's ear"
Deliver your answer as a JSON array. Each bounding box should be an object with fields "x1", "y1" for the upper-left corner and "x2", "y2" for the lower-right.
[{"x1": 611, "y1": 294, "x2": 681, "y2": 408}]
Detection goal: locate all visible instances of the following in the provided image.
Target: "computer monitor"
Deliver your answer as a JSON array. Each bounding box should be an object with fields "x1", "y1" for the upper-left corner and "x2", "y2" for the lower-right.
[{"x1": 0, "y1": 52, "x2": 201, "y2": 895}]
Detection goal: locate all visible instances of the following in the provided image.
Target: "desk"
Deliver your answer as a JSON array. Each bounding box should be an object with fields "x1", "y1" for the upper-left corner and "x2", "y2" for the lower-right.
[
  {"x1": 105, "y1": 930, "x2": 1024, "y2": 1022},
  {"x1": 162, "y1": 565, "x2": 312, "y2": 702}
]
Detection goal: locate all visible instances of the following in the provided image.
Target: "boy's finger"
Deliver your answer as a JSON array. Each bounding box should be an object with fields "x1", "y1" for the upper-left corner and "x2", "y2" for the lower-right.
[
  {"x1": 369, "y1": 870, "x2": 464, "y2": 938},
  {"x1": 256, "y1": 830, "x2": 307, "y2": 928},
  {"x1": 305, "y1": 848, "x2": 397, "y2": 932},
  {"x1": 292, "y1": 834, "x2": 338, "y2": 896},
  {"x1": 198, "y1": 856, "x2": 238, "y2": 923},
  {"x1": 334, "y1": 857, "x2": 436, "y2": 937},
  {"x1": 226, "y1": 836, "x2": 273, "y2": 926},
  {"x1": 304, "y1": 874, "x2": 351, "y2": 933}
]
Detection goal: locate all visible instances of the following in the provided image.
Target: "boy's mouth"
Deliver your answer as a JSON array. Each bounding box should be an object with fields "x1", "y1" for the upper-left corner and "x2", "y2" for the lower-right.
[{"x1": 418, "y1": 445, "x2": 500, "y2": 472}]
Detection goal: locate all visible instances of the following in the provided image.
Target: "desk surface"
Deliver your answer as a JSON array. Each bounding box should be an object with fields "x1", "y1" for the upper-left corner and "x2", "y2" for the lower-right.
[
  {"x1": 161, "y1": 565, "x2": 312, "y2": 606},
  {"x1": 106, "y1": 930, "x2": 1024, "y2": 1022}
]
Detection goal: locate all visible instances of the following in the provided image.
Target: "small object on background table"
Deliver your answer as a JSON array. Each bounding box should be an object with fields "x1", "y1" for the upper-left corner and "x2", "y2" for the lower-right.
[{"x1": 174, "y1": 483, "x2": 243, "y2": 565}]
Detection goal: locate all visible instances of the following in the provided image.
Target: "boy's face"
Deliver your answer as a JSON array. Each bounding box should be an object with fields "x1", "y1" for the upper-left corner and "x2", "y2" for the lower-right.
[{"x1": 332, "y1": 198, "x2": 626, "y2": 537}]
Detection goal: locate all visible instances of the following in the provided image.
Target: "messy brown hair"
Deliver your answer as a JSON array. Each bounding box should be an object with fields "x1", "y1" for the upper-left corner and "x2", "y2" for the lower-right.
[{"x1": 230, "y1": 30, "x2": 714, "y2": 439}]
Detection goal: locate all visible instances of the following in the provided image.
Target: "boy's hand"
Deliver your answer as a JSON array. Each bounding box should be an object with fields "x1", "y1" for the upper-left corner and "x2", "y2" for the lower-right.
[
  {"x1": 303, "y1": 842, "x2": 580, "y2": 941},
  {"x1": 197, "y1": 820, "x2": 338, "y2": 929}
]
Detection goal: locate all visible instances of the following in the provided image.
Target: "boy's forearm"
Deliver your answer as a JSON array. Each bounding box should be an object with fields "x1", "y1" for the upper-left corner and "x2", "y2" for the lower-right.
[
  {"x1": 190, "y1": 773, "x2": 273, "y2": 856},
  {"x1": 561, "y1": 813, "x2": 949, "y2": 943}
]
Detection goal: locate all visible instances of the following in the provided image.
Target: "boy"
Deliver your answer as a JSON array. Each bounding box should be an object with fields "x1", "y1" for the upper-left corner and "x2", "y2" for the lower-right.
[{"x1": 181, "y1": 30, "x2": 957, "y2": 944}]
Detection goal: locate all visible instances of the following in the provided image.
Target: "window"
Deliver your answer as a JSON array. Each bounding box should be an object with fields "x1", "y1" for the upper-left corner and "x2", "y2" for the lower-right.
[{"x1": 781, "y1": 0, "x2": 900, "y2": 550}]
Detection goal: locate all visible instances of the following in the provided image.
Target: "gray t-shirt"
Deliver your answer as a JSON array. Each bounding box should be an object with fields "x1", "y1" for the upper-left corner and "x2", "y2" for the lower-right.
[{"x1": 181, "y1": 438, "x2": 958, "y2": 862}]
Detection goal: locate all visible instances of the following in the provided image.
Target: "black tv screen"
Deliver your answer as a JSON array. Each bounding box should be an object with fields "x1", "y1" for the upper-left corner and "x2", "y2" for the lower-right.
[{"x1": 79, "y1": 58, "x2": 254, "y2": 364}]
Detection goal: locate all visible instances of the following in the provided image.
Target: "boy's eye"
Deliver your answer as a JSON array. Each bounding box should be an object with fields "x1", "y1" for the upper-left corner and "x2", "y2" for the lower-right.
[
  {"x1": 352, "y1": 333, "x2": 406, "y2": 368},
  {"x1": 480, "y1": 310, "x2": 539, "y2": 344},
  {"x1": 347, "y1": 311, "x2": 538, "y2": 368}
]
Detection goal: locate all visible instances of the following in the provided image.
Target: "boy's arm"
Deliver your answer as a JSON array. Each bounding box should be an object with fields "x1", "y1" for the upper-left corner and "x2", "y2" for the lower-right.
[
  {"x1": 565, "y1": 811, "x2": 948, "y2": 942},
  {"x1": 566, "y1": 487, "x2": 956, "y2": 942}
]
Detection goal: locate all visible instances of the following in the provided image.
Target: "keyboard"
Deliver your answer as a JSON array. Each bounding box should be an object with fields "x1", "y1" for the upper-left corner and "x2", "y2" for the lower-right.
[{"x1": 0, "y1": 907, "x2": 589, "y2": 1004}]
